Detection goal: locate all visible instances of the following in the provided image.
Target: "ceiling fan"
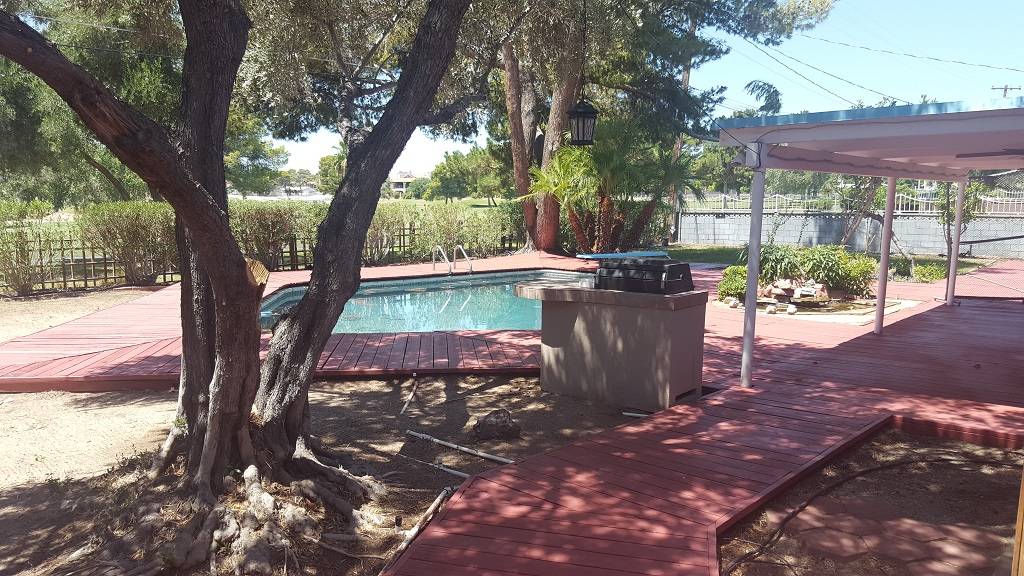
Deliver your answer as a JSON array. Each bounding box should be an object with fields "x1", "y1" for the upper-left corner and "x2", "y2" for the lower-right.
[{"x1": 956, "y1": 148, "x2": 1024, "y2": 158}]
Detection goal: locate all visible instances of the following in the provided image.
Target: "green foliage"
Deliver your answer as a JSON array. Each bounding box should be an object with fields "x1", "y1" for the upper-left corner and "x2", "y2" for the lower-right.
[
  {"x1": 77, "y1": 202, "x2": 176, "y2": 285},
  {"x1": 742, "y1": 243, "x2": 801, "y2": 282},
  {"x1": 405, "y1": 178, "x2": 431, "y2": 199},
  {"x1": 0, "y1": 199, "x2": 54, "y2": 222},
  {"x1": 0, "y1": 222, "x2": 54, "y2": 295},
  {"x1": 799, "y1": 245, "x2": 876, "y2": 296},
  {"x1": 316, "y1": 147, "x2": 347, "y2": 194},
  {"x1": 717, "y1": 265, "x2": 748, "y2": 301},
  {"x1": 888, "y1": 256, "x2": 913, "y2": 278},
  {"x1": 228, "y1": 200, "x2": 305, "y2": 270},
  {"x1": 224, "y1": 106, "x2": 289, "y2": 196},
  {"x1": 914, "y1": 263, "x2": 947, "y2": 283},
  {"x1": 363, "y1": 202, "x2": 417, "y2": 265},
  {"x1": 732, "y1": 243, "x2": 877, "y2": 298}
]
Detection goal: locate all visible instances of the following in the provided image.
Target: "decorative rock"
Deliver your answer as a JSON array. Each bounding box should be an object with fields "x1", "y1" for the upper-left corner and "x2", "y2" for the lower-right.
[
  {"x1": 723, "y1": 296, "x2": 736, "y2": 305},
  {"x1": 472, "y1": 409, "x2": 521, "y2": 440},
  {"x1": 766, "y1": 305, "x2": 777, "y2": 314},
  {"x1": 786, "y1": 304, "x2": 798, "y2": 315},
  {"x1": 729, "y1": 299, "x2": 740, "y2": 308}
]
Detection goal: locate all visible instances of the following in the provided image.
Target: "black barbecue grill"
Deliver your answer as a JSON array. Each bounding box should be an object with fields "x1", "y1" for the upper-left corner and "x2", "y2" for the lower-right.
[{"x1": 595, "y1": 258, "x2": 694, "y2": 294}]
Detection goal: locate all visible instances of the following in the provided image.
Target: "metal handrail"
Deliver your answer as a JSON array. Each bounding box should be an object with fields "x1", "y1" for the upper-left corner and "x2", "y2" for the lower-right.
[
  {"x1": 453, "y1": 244, "x2": 473, "y2": 273},
  {"x1": 432, "y1": 245, "x2": 452, "y2": 274}
]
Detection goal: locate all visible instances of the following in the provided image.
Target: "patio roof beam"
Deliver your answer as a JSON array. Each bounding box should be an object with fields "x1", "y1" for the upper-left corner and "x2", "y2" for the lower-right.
[{"x1": 760, "y1": 145, "x2": 968, "y2": 181}]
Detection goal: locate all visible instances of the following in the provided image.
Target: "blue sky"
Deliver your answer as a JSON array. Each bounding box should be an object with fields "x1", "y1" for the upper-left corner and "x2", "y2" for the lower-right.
[{"x1": 277, "y1": 0, "x2": 1024, "y2": 177}]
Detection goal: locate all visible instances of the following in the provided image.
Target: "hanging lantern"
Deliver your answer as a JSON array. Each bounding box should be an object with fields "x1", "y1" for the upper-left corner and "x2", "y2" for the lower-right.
[
  {"x1": 568, "y1": 98, "x2": 599, "y2": 146},
  {"x1": 568, "y1": 0, "x2": 597, "y2": 146}
]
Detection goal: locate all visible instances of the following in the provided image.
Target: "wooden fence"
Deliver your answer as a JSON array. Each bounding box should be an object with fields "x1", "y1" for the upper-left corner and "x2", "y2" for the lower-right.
[{"x1": 0, "y1": 227, "x2": 526, "y2": 295}]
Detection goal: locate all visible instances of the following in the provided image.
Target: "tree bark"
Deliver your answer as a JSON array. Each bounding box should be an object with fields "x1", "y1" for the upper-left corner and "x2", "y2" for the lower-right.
[
  {"x1": 501, "y1": 42, "x2": 538, "y2": 250},
  {"x1": 251, "y1": 0, "x2": 472, "y2": 490},
  {"x1": 534, "y1": 34, "x2": 582, "y2": 253}
]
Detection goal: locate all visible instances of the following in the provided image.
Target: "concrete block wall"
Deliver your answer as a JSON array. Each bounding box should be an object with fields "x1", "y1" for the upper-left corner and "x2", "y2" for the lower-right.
[{"x1": 677, "y1": 212, "x2": 1024, "y2": 258}]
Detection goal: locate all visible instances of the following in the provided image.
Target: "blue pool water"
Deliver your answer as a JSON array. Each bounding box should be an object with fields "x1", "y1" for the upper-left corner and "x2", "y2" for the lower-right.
[{"x1": 260, "y1": 270, "x2": 594, "y2": 333}]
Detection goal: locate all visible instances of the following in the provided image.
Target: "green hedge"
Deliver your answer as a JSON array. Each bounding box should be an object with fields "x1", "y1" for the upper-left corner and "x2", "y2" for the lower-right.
[{"x1": 77, "y1": 201, "x2": 176, "y2": 285}]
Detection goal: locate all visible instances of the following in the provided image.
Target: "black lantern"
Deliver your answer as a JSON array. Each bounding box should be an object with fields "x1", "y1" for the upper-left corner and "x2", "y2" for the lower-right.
[
  {"x1": 568, "y1": 0, "x2": 597, "y2": 146},
  {"x1": 568, "y1": 99, "x2": 598, "y2": 145}
]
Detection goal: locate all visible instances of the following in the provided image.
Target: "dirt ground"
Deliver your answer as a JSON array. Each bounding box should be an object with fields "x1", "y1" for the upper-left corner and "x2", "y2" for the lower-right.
[
  {"x1": 0, "y1": 375, "x2": 632, "y2": 575},
  {"x1": 0, "y1": 287, "x2": 158, "y2": 342},
  {"x1": 720, "y1": 430, "x2": 1023, "y2": 576}
]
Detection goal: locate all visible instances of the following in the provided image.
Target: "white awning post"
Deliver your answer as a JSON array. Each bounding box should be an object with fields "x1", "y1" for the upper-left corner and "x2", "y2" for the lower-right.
[
  {"x1": 740, "y1": 144, "x2": 765, "y2": 388},
  {"x1": 874, "y1": 176, "x2": 897, "y2": 334},
  {"x1": 945, "y1": 179, "x2": 968, "y2": 305}
]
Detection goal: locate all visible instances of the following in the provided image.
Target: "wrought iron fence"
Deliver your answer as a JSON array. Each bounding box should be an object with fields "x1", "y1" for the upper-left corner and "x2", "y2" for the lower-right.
[{"x1": 688, "y1": 193, "x2": 1024, "y2": 215}]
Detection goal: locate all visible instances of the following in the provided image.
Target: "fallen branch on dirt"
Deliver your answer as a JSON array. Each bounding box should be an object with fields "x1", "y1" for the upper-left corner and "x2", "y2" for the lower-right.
[
  {"x1": 399, "y1": 376, "x2": 420, "y2": 415},
  {"x1": 306, "y1": 535, "x2": 386, "y2": 561},
  {"x1": 394, "y1": 453, "x2": 470, "y2": 479},
  {"x1": 405, "y1": 429, "x2": 514, "y2": 464},
  {"x1": 379, "y1": 486, "x2": 456, "y2": 574}
]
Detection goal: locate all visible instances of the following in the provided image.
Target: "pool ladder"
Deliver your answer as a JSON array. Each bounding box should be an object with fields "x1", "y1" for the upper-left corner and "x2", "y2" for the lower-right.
[
  {"x1": 432, "y1": 245, "x2": 452, "y2": 274},
  {"x1": 432, "y1": 245, "x2": 473, "y2": 274},
  {"x1": 453, "y1": 245, "x2": 473, "y2": 273}
]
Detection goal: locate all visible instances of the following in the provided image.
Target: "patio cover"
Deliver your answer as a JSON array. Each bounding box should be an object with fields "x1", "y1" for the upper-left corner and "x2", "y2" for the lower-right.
[{"x1": 714, "y1": 98, "x2": 1024, "y2": 388}]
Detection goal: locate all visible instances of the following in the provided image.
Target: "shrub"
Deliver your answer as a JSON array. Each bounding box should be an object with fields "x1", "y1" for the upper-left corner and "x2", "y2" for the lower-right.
[
  {"x1": 0, "y1": 199, "x2": 54, "y2": 223},
  {"x1": 717, "y1": 265, "x2": 747, "y2": 301},
  {"x1": 0, "y1": 224, "x2": 46, "y2": 295},
  {"x1": 296, "y1": 201, "x2": 329, "y2": 240},
  {"x1": 800, "y1": 245, "x2": 876, "y2": 297},
  {"x1": 363, "y1": 201, "x2": 417, "y2": 265},
  {"x1": 742, "y1": 243, "x2": 802, "y2": 283},
  {"x1": 228, "y1": 200, "x2": 307, "y2": 270},
  {"x1": 415, "y1": 202, "x2": 469, "y2": 260},
  {"x1": 77, "y1": 201, "x2": 176, "y2": 285},
  {"x1": 914, "y1": 263, "x2": 947, "y2": 283},
  {"x1": 841, "y1": 254, "x2": 878, "y2": 297},
  {"x1": 888, "y1": 256, "x2": 912, "y2": 278}
]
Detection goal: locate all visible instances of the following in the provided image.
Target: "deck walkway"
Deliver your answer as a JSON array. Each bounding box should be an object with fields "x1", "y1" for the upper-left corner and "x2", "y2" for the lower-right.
[
  {"x1": 0, "y1": 253, "x2": 587, "y2": 390},
  {"x1": 2, "y1": 254, "x2": 1024, "y2": 575}
]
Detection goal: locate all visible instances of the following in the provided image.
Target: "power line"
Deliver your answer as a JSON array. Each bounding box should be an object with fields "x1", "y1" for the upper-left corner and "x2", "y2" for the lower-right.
[
  {"x1": 22, "y1": 12, "x2": 174, "y2": 38},
  {"x1": 765, "y1": 44, "x2": 912, "y2": 105},
  {"x1": 799, "y1": 33, "x2": 1024, "y2": 75},
  {"x1": 738, "y1": 36, "x2": 856, "y2": 107}
]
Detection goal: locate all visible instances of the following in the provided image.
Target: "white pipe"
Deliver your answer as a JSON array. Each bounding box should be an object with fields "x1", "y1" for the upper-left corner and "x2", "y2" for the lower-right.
[
  {"x1": 406, "y1": 429, "x2": 515, "y2": 464},
  {"x1": 945, "y1": 179, "x2": 967, "y2": 305},
  {"x1": 874, "y1": 176, "x2": 897, "y2": 335},
  {"x1": 378, "y1": 486, "x2": 456, "y2": 576},
  {"x1": 740, "y1": 145, "x2": 765, "y2": 389}
]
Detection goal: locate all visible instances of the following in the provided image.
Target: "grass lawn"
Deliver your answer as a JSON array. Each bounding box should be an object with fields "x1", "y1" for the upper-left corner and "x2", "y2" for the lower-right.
[{"x1": 666, "y1": 244, "x2": 744, "y2": 265}]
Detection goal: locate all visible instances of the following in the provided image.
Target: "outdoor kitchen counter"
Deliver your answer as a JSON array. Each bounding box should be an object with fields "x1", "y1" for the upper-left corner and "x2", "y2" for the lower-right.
[{"x1": 515, "y1": 283, "x2": 708, "y2": 412}]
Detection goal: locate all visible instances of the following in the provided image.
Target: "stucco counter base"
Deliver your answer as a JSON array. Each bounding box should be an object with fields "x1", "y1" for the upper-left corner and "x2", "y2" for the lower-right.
[{"x1": 515, "y1": 284, "x2": 708, "y2": 412}]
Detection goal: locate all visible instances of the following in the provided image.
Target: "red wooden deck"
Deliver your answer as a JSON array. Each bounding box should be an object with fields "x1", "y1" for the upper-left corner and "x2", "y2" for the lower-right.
[{"x1": 2, "y1": 254, "x2": 1024, "y2": 575}]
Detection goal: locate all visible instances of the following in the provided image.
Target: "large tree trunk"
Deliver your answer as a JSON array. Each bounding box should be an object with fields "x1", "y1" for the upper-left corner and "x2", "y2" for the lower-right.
[
  {"x1": 621, "y1": 198, "x2": 658, "y2": 251},
  {"x1": 251, "y1": 0, "x2": 472, "y2": 508},
  {"x1": 534, "y1": 36, "x2": 582, "y2": 253},
  {"x1": 501, "y1": 42, "x2": 538, "y2": 251}
]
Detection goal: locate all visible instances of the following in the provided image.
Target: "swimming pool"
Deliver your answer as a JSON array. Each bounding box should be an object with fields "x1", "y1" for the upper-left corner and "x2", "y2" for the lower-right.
[{"x1": 260, "y1": 270, "x2": 594, "y2": 333}]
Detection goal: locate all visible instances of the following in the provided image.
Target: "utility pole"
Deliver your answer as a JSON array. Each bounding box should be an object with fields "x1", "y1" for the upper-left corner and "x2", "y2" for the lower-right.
[{"x1": 992, "y1": 85, "x2": 1022, "y2": 98}]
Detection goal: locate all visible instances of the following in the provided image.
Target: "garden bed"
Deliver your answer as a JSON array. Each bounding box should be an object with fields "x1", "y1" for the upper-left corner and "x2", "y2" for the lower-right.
[{"x1": 719, "y1": 429, "x2": 1021, "y2": 576}]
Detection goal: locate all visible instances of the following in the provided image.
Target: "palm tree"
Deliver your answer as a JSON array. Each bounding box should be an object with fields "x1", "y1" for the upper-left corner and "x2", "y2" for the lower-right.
[{"x1": 528, "y1": 119, "x2": 702, "y2": 253}]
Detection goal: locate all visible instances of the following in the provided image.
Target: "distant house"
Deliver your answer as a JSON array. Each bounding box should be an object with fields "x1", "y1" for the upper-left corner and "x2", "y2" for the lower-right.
[{"x1": 390, "y1": 171, "x2": 418, "y2": 196}]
